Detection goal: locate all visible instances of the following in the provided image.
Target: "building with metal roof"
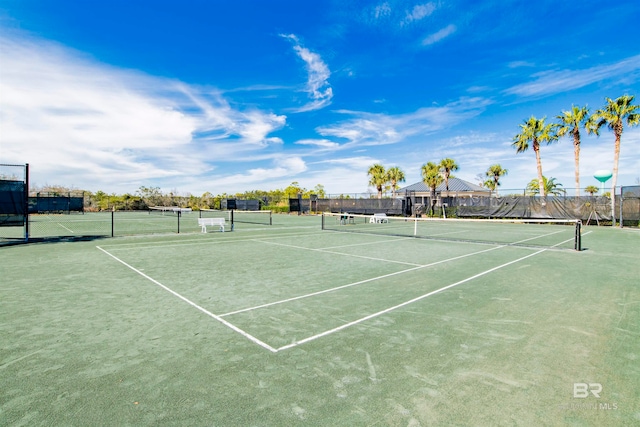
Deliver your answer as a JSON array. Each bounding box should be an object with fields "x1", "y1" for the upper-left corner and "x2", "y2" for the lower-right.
[{"x1": 402, "y1": 177, "x2": 490, "y2": 198}]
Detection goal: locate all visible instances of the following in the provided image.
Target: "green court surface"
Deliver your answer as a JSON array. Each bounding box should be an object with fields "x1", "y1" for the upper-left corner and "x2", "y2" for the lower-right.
[{"x1": 1, "y1": 215, "x2": 638, "y2": 426}]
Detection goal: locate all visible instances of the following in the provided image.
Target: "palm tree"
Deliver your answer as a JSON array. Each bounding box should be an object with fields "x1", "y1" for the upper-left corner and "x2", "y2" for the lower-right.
[
  {"x1": 483, "y1": 178, "x2": 497, "y2": 192},
  {"x1": 512, "y1": 116, "x2": 558, "y2": 201},
  {"x1": 367, "y1": 163, "x2": 387, "y2": 199},
  {"x1": 386, "y1": 166, "x2": 405, "y2": 198},
  {"x1": 584, "y1": 185, "x2": 599, "y2": 196},
  {"x1": 421, "y1": 162, "x2": 443, "y2": 215},
  {"x1": 525, "y1": 176, "x2": 564, "y2": 196},
  {"x1": 555, "y1": 105, "x2": 593, "y2": 197},
  {"x1": 591, "y1": 95, "x2": 640, "y2": 224},
  {"x1": 439, "y1": 158, "x2": 459, "y2": 197},
  {"x1": 485, "y1": 164, "x2": 508, "y2": 196}
]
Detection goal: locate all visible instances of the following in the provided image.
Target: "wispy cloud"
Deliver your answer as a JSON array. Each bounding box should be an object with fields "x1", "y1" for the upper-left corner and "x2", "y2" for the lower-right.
[
  {"x1": 0, "y1": 32, "x2": 286, "y2": 192},
  {"x1": 294, "y1": 139, "x2": 340, "y2": 149},
  {"x1": 504, "y1": 54, "x2": 640, "y2": 98},
  {"x1": 318, "y1": 156, "x2": 381, "y2": 169},
  {"x1": 402, "y1": 3, "x2": 436, "y2": 26},
  {"x1": 317, "y1": 97, "x2": 491, "y2": 147},
  {"x1": 280, "y1": 34, "x2": 333, "y2": 112},
  {"x1": 507, "y1": 60, "x2": 535, "y2": 68},
  {"x1": 374, "y1": 2, "x2": 392, "y2": 20},
  {"x1": 422, "y1": 24, "x2": 457, "y2": 46},
  {"x1": 212, "y1": 156, "x2": 308, "y2": 187},
  {"x1": 363, "y1": 1, "x2": 436, "y2": 29}
]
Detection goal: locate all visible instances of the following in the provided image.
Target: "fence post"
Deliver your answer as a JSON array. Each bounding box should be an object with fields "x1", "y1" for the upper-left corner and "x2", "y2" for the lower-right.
[
  {"x1": 619, "y1": 194, "x2": 623, "y2": 228},
  {"x1": 24, "y1": 163, "x2": 30, "y2": 242}
]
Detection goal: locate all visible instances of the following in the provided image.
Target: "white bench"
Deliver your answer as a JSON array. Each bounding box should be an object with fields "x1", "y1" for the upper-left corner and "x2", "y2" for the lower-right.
[
  {"x1": 198, "y1": 217, "x2": 225, "y2": 232},
  {"x1": 370, "y1": 213, "x2": 389, "y2": 223}
]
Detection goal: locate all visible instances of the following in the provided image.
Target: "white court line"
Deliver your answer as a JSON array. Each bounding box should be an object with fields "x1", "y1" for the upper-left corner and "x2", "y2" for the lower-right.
[
  {"x1": 219, "y1": 244, "x2": 505, "y2": 317},
  {"x1": 234, "y1": 225, "x2": 317, "y2": 232},
  {"x1": 320, "y1": 236, "x2": 413, "y2": 250},
  {"x1": 95, "y1": 246, "x2": 278, "y2": 353},
  {"x1": 222, "y1": 228, "x2": 575, "y2": 317},
  {"x1": 255, "y1": 239, "x2": 423, "y2": 266},
  {"x1": 276, "y1": 248, "x2": 547, "y2": 351},
  {"x1": 276, "y1": 232, "x2": 586, "y2": 351},
  {"x1": 97, "y1": 229, "x2": 590, "y2": 353},
  {"x1": 97, "y1": 230, "x2": 322, "y2": 250},
  {"x1": 56, "y1": 223, "x2": 75, "y2": 233}
]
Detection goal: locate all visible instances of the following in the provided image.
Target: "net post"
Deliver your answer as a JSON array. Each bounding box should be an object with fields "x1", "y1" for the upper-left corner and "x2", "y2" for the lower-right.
[
  {"x1": 230, "y1": 210, "x2": 234, "y2": 231},
  {"x1": 177, "y1": 209, "x2": 181, "y2": 234},
  {"x1": 111, "y1": 209, "x2": 114, "y2": 237},
  {"x1": 269, "y1": 210, "x2": 272, "y2": 226},
  {"x1": 575, "y1": 220, "x2": 582, "y2": 251}
]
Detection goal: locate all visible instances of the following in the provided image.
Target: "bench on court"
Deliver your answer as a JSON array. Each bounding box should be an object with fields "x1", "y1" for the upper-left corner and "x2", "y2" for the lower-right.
[
  {"x1": 370, "y1": 213, "x2": 389, "y2": 223},
  {"x1": 198, "y1": 217, "x2": 225, "y2": 232},
  {"x1": 338, "y1": 212, "x2": 354, "y2": 225}
]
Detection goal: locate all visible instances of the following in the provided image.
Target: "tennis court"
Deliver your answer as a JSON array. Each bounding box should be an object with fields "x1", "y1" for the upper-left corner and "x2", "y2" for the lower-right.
[{"x1": 1, "y1": 214, "x2": 638, "y2": 425}]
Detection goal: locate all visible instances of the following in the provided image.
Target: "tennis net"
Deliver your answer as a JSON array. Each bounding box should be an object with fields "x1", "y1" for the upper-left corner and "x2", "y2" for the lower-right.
[
  {"x1": 322, "y1": 212, "x2": 582, "y2": 250},
  {"x1": 200, "y1": 209, "x2": 272, "y2": 226}
]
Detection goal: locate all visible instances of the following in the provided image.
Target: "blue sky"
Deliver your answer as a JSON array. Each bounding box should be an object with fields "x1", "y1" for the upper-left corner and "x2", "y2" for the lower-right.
[{"x1": 1, "y1": 0, "x2": 639, "y2": 196}]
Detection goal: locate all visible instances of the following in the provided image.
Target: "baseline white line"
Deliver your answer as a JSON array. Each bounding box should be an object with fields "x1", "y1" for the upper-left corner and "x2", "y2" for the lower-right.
[
  {"x1": 95, "y1": 246, "x2": 278, "y2": 353},
  {"x1": 219, "y1": 244, "x2": 505, "y2": 317},
  {"x1": 97, "y1": 230, "x2": 322, "y2": 250},
  {"x1": 277, "y1": 248, "x2": 547, "y2": 351}
]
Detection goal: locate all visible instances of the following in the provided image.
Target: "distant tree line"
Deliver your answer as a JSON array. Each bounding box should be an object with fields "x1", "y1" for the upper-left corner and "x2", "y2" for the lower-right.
[{"x1": 30, "y1": 182, "x2": 327, "y2": 212}]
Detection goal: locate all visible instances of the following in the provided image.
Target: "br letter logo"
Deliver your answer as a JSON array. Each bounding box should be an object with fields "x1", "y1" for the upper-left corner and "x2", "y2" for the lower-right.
[{"x1": 573, "y1": 383, "x2": 602, "y2": 398}]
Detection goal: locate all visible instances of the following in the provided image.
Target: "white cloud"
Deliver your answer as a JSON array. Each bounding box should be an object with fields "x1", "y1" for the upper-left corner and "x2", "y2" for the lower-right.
[
  {"x1": 507, "y1": 61, "x2": 535, "y2": 68},
  {"x1": 281, "y1": 34, "x2": 333, "y2": 112},
  {"x1": 0, "y1": 32, "x2": 286, "y2": 192},
  {"x1": 402, "y1": 3, "x2": 436, "y2": 25},
  {"x1": 319, "y1": 156, "x2": 381, "y2": 168},
  {"x1": 294, "y1": 139, "x2": 340, "y2": 148},
  {"x1": 422, "y1": 24, "x2": 456, "y2": 46},
  {"x1": 504, "y1": 54, "x2": 640, "y2": 98},
  {"x1": 374, "y1": 2, "x2": 392, "y2": 20},
  {"x1": 317, "y1": 97, "x2": 491, "y2": 147},
  {"x1": 211, "y1": 156, "x2": 308, "y2": 188}
]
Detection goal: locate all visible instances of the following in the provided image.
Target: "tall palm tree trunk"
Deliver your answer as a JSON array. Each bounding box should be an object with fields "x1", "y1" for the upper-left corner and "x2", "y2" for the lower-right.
[
  {"x1": 611, "y1": 128, "x2": 622, "y2": 224},
  {"x1": 573, "y1": 132, "x2": 580, "y2": 197},
  {"x1": 431, "y1": 189, "x2": 436, "y2": 215},
  {"x1": 534, "y1": 147, "x2": 546, "y2": 199}
]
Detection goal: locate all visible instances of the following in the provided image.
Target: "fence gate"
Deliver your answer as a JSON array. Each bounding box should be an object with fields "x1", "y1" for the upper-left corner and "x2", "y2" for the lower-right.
[
  {"x1": 0, "y1": 163, "x2": 29, "y2": 244},
  {"x1": 620, "y1": 186, "x2": 640, "y2": 227}
]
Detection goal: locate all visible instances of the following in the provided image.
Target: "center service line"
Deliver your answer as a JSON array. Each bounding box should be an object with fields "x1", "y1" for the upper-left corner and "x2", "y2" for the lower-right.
[{"x1": 277, "y1": 247, "x2": 548, "y2": 351}]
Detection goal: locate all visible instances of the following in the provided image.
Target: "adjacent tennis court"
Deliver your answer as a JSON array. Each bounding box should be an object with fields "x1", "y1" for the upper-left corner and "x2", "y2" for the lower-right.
[{"x1": 1, "y1": 214, "x2": 638, "y2": 425}]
